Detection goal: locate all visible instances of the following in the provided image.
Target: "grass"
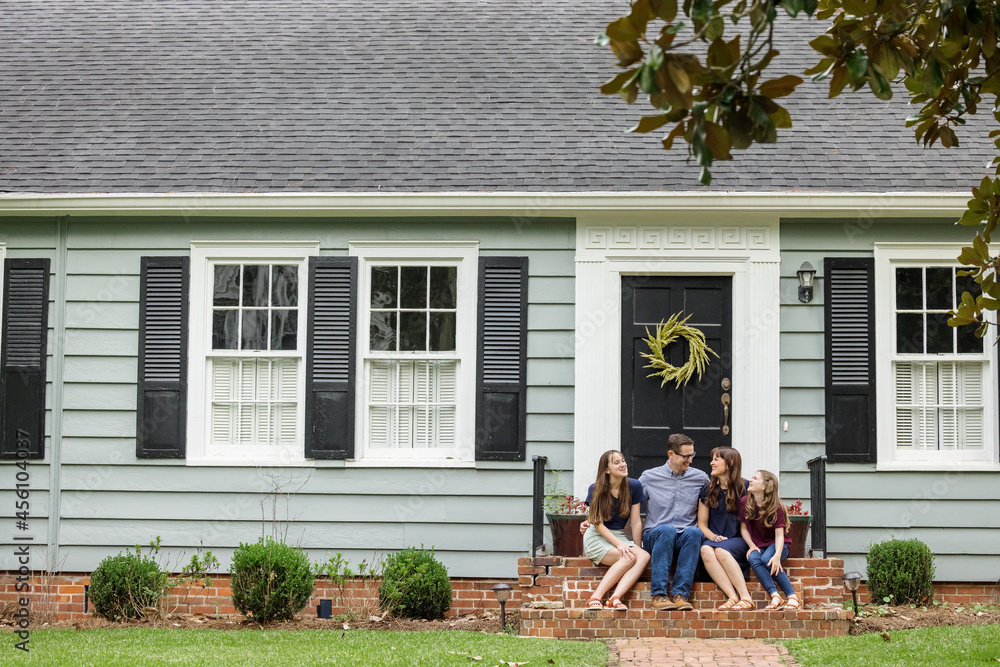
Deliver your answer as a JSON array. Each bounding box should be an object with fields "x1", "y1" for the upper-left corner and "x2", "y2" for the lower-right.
[
  {"x1": 781, "y1": 624, "x2": 1000, "y2": 667},
  {"x1": 0, "y1": 628, "x2": 608, "y2": 666}
]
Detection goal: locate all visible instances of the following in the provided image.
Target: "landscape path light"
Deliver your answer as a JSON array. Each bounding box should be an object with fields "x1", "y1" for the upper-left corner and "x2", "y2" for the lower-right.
[
  {"x1": 492, "y1": 583, "x2": 512, "y2": 632},
  {"x1": 842, "y1": 571, "x2": 863, "y2": 617}
]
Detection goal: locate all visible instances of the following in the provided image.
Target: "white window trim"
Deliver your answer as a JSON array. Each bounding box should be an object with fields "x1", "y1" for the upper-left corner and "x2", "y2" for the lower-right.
[
  {"x1": 349, "y1": 241, "x2": 478, "y2": 465},
  {"x1": 187, "y1": 240, "x2": 320, "y2": 466},
  {"x1": 874, "y1": 242, "x2": 1000, "y2": 471}
]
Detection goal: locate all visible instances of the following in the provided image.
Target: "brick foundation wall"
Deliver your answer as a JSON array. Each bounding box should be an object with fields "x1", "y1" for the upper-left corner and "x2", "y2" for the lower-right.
[
  {"x1": 851, "y1": 582, "x2": 1000, "y2": 606},
  {"x1": 0, "y1": 573, "x2": 518, "y2": 622}
]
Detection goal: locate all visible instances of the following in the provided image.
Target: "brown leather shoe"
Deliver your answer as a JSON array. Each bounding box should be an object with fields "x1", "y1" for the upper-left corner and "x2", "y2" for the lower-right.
[
  {"x1": 651, "y1": 594, "x2": 676, "y2": 611},
  {"x1": 672, "y1": 595, "x2": 694, "y2": 611}
]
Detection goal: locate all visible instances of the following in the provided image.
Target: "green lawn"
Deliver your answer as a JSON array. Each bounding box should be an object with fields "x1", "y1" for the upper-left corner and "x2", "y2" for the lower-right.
[
  {"x1": 0, "y1": 628, "x2": 607, "y2": 666},
  {"x1": 781, "y1": 624, "x2": 1000, "y2": 667}
]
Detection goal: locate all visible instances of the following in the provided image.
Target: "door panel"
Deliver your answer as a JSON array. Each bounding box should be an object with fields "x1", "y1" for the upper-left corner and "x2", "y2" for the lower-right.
[{"x1": 621, "y1": 275, "x2": 733, "y2": 478}]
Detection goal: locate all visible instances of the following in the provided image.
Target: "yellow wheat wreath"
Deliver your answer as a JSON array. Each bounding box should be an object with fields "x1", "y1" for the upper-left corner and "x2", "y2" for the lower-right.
[{"x1": 640, "y1": 312, "x2": 719, "y2": 389}]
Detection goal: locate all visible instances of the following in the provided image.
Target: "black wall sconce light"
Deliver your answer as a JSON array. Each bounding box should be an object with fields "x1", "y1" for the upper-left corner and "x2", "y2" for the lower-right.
[{"x1": 797, "y1": 262, "x2": 817, "y2": 303}]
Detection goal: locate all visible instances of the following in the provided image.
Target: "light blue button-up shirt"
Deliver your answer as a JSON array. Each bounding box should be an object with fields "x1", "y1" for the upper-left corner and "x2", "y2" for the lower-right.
[{"x1": 638, "y1": 463, "x2": 709, "y2": 536}]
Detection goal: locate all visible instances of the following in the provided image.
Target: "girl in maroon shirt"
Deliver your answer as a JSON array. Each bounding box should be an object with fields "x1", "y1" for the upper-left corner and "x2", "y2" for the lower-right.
[{"x1": 738, "y1": 470, "x2": 800, "y2": 610}]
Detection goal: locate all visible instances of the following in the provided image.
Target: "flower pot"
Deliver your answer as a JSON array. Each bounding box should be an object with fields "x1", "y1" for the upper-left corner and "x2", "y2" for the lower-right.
[
  {"x1": 546, "y1": 513, "x2": 586, "y2": 557},
  {"x1": 788, "y1": 515, "x2": 811, "y2": 558}
]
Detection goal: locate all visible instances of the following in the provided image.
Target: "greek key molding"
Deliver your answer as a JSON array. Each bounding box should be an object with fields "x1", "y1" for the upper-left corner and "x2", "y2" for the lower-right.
[{"x1": 585, "y1": 225, "x2": 771, "y2": 251}]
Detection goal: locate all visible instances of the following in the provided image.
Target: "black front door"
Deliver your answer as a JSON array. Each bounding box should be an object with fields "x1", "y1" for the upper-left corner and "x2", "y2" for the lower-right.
[{"x1": 621, "y1": 275, "x2": 732, "y2": 478}]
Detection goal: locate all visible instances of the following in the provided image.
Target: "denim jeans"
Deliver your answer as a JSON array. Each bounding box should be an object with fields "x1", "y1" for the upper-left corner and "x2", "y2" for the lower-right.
[
  {"x1": 748, "y1": 542, "x2": 795, "y2": 597},
  {"x1": 643, "y1": 525, "x2": 703, "y2": 599}
]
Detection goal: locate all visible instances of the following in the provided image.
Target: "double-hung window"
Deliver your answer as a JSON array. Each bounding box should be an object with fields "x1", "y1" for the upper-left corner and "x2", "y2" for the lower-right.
[
  {"x1": 875, "y1": 244, "x2": 998, "y2": 468},
  {"x1": 187, "y1": 241, "x2": 318, "y2": 465},
  {"x1": 352, "y1": 242, "x2": 477, "y2": 463}
]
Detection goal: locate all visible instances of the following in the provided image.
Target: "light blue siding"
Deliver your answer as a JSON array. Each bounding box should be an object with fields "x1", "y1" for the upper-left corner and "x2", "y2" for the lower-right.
[
  {"x1": 0, "y1": 214, "x2": 575, "y2": 578},
  {"x1": 780, "y1": 219, "x2": 1000, "y2": 581}
]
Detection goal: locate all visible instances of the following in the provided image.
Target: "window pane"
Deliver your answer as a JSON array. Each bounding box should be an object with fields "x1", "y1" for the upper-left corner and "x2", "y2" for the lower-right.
[
  {"x1": 271, "y1": 265, "x2": 298, "y2": 308},
  {"x1": 955, "y1": 268, "x2": 981, "y2": 304},
  {"x1": 925, "y1": 267, "x2": 952, "y2": 310},
  {"x1": 371, "y1": 266, "x2": 397, "y2": 308},
  {"x1": 429, "y1": 312, "x2": 456, "y2": 351},
  {"x1": 399, "y1": 311, "x2": 427, "y2": 351},
  {"x1": 957, "y1": 323, "x2": 983, "y2": 354},
  {"x1": 896, "y1": 268, "x2": 922, "y2": 310},
  {"x1": 896, "y1": 313, "x2": 924, "y2": 353},
  {"x1": 926, "y1": 312, "x2": 953, "y2": 354},
  {"x1": 370, "y1": 312, "x2": 397, "y2": 351},
  {"x1": 241, "y1": 310, "x2": 268, "y2": 350},
  {"x1": 400, "y1": 267, "x2": 428, "y2": 308},
  {"x1": 212, "y1": 310, "x2": 239, "y2": 349},
  {"x1": 271, "y1": 310, "x2": 297, "y2": 350},
  {"x1": 213, "y1": 265, "x2": 240, "y2": 306},
  {"x1": 243, "y1": 265, "x2": 269, "y2": 307},
  {"x1": 430, "y1": 267, "x2": 457, "y2": 309}
]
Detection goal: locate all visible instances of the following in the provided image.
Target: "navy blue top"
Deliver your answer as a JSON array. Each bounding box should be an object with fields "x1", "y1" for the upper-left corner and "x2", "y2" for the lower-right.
[
  {"x1": 585, "y1": 478, "x2": 646, "y2": 531},
  {"x1": 698, "y1": 480, "x2": 748, "y2": 539}
]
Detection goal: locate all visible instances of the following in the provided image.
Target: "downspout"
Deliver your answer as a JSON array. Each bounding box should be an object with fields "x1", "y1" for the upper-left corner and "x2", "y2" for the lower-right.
[{"x1": 46, "y1": 216, "x2": 68, "y2": 567}]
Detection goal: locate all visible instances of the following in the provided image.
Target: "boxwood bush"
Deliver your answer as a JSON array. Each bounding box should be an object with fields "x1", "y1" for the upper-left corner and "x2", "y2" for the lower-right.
[
  {"x1": 230, "y1": 537, "x2": 315, "y2": 622},
  {"x1": 89, "y1": 551, "x2": 167, "y2": 620},
  {"x1": 379, "y1": 546, "x2": 451, "y2": 620},
  {"x1": 866, "y1": 537, "x2": 935, "y2": 605}
]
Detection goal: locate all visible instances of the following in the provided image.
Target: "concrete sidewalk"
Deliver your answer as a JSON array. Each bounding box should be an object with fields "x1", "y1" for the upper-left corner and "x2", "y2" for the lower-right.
[{"x1": 609, "y1": 637, "x2": 800, "y2": 666}]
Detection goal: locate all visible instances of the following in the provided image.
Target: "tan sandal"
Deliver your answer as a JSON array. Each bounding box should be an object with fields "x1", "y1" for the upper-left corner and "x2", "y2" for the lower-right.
[
  {"x1": 733, "y1": 598, "x2": 755, "y2": 610},
  {"x1": 784, "y1": 595, "x2": 800, "y2": 610},
  {"x1": 764, "y1": 594, "x2": 784, "y2": 610},
  {"x1": 717, "y1": 598, "x2": 738, "y2": 610},
  {"x1": 607, "y1": 596, "x2": 628, "y2": 611},
  {"x1": 586, "y1": 597, "x2": 603, "y2": 610}
]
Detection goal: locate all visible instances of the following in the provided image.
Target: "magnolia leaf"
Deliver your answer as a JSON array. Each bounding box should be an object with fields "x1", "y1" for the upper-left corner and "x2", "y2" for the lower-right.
[
  {"x1": 662, "y1": 122, "x2": 686, "y2": 150},
  {"x1": 769, "y1": 104, "x2": 793, "y2": 129},
  {"x1": 606, "y1": 17, "x2": 641, "y2": 42},
  {"x1": 600, "y1": 69, "x2": 638, "y2": 95},
  {"x1": 846, "y1": 49, "x2": 869, "y2": 84},
  {"x1": 759, "y1": 75, "x2": 802, "y2": 98},
  {"x1": 631, "y1": 114, "x2": 670, "y2": 133},
  {"x1": 667, "y1": 61, "x2": 691, "y2": 94},
  {"x1": 703, "y1": 122, "x2": 733, "y2": 160}
]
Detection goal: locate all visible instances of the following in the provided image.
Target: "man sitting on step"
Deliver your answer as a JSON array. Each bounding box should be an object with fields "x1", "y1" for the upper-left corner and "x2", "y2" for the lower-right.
[{"x1": 638, "y1": 433, "x2": 708, "y2": 611}]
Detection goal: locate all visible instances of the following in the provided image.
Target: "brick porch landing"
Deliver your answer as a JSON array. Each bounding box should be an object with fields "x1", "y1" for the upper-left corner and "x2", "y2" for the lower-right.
[{"x1": 518, "y1": 556, "x2": 852, "y2": 639}]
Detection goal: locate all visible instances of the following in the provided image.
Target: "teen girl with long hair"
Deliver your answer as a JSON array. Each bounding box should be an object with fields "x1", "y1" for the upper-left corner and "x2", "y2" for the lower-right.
[
  {"x1": 738, "y1": 470, "x2": 800, "y2": 610},
  {"x1": 697, "y1": 446, "x2": 753, "y2": 610},
  {"x1": 582, "y1": 450, "x2": 650, "y2": 611}
]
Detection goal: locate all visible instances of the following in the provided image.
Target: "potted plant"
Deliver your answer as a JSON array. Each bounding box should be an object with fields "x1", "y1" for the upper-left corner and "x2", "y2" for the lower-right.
[
  {"x1": 544, "y1": 472, "x2": 589, "y2": 557},
  {"x1": 786, "y1": 500, "x2": 811, "y2": 558}
]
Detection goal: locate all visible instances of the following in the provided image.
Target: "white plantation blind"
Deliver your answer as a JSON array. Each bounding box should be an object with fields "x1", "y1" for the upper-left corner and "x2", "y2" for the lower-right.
[
  {"x1": 211, "y1": 358, "x2": 299, "y2": 446},
  {"x1": 369, "y1": 360, "x2": 457, "y2": 449},
  {"x1": 894, "y1": 361, "x2": 984, "y2": 451}
]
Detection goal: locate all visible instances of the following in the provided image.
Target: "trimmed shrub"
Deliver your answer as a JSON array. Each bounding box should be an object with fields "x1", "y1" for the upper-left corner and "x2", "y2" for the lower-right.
[
  {"x1": 230, "y1": 537, "x2": 315, "y2": 623},
  {"x1": 866, "y1": 538, "x2": 935, "y2": 605},
  {"x1": 89, "y1": 551, "x2": 166, "y2": 620},
  {"x1": 379, "y1": 546, "x2": 451, "y2": 620}
]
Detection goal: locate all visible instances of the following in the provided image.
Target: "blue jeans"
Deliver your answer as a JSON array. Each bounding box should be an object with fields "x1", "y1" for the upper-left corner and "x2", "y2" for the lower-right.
[
  {"x1": 643, "y1": 525, "x2": 703, "y2": 599},
  {"x1": 748, "y1": 543, "x2": 795, "y2": 597}
]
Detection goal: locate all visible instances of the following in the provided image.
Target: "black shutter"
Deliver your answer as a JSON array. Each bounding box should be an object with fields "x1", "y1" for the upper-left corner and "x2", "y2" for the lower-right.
[
  {"x1": 1, "y1": 259, "x2": 50, "y2": 460},
  {"x1": 824, "y1": 257, "x2": 876, "y2": 462},
  {"x1": 475, "y1": 256, "x2": 528, "y2": 461},
  {"x1": 305, "y1": 256, "x2": 357, "y2": 459},
  {"x1": 136, "y1": 257, "x2": 189, "y2": 458}
]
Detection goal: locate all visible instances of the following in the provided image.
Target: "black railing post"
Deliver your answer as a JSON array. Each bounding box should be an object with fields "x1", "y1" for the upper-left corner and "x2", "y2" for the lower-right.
[
  {"x1": 531, "y1": 455, "x2": 547, "y2": 556},
  {"x1": 807, "y1": 455, "x2": 827, "y2": 557}
]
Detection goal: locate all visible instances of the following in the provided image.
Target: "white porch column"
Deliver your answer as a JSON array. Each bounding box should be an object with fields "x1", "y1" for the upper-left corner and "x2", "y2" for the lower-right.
[
  {"x1": 738, "y1": 259, "x2": 782, "y2": 476},
  {"x1": 573, "y1": 257, "x2": 608, "y2": 499}
]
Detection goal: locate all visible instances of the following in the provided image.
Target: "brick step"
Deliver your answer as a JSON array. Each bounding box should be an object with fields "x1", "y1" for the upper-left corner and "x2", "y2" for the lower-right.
[
  {"x1": 563, "y1": 581, "x2": 817, "y2": 610},
  {"x1": 520, "y1": 607, "x2": 852, "y2": 640}
]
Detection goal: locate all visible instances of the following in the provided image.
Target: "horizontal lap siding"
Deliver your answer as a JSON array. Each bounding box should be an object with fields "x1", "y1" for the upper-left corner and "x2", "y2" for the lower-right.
[
  {"x1": 780, "y1": 220, "x2": 1000, "y2": 581},
  {"x1": 0, "y1": 215, "x2": 574, "y2": 577}
]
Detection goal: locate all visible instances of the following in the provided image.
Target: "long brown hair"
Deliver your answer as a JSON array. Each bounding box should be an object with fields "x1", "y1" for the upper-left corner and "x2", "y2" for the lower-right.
[
  {"x1": 743, "y1": 470, "x2": 784, "y2": 529},
  {"x1": 587, "y1": 450, "x2": 632, "y2": 525},
  {"x1": 704, "y1": 446, "x2": 745, "y2": 514}
]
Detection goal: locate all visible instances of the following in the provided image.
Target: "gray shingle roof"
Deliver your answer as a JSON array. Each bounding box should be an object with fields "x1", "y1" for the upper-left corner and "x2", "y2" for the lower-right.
[{"x1": 0, "y1": 0, "x2": 993, "y2": 193}]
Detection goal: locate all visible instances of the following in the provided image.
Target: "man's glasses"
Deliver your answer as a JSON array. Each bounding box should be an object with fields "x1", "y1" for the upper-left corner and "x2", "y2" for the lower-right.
[{"x1": 673, "y1": 453, "x2": 695, "y2": 461}]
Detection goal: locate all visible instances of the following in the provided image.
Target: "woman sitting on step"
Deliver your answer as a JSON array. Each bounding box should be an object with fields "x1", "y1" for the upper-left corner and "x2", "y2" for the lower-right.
[
  {"x1": 698, "y1": 446, "x2": 754, "y2": 610},
  {"x1": 739, "y1": 470, "x2": 801, "y2": 611},
  {"x1": 583, "y1": 450, "x2": 651, "y2": 611}
]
